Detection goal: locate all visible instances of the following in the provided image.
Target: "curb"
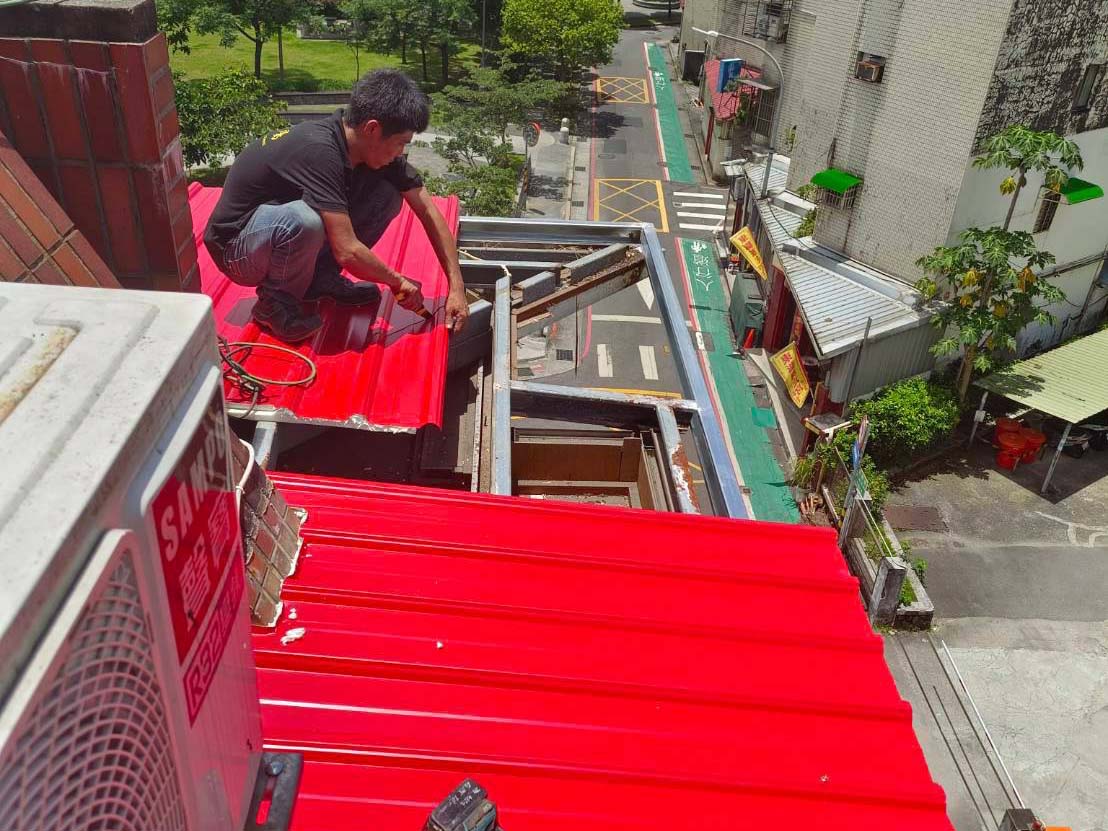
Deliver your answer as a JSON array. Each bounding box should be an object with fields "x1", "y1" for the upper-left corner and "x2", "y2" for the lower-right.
[{"x1": 562, "y1": 137, "x2": 578, "y2": 220}]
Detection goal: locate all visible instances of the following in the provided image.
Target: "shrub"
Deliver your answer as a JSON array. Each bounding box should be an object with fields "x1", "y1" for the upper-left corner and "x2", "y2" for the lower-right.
[
  {"x1": 852, "y1": 377, "x2": 960, "y2": 466},
  {"x1": 175, "y1": 70, "x2": 286, "y2": 168}
]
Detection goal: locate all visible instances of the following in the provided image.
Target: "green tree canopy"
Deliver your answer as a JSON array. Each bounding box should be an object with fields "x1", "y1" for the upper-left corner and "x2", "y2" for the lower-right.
[
  {"x1": 174, "y1": 69, "x2": 287, "y2": 167},
  {"x1": 435, "y1": 59, "x2": 570, "y2": 142},
  {"x1": 916, "y1": 226, "x2": 1062, "y2": 398},
  {"x1": 159, "y1": 0, "x2": 313, "y2": 79},
  {"x1": 344, "y1": 0, "x2": 473, "y2": 85},
  {"x1": 501, "y1": 0, "x2": 622, "y2": 80}
]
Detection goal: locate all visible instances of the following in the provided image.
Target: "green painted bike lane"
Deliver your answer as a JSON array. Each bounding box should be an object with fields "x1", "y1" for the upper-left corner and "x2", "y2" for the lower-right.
[
  {"x1": 678, "y1": 238, "x2": 801, "y2": 524},
  {"x1": 645, "y1": 43, "x2": 695, "y2": 184}
]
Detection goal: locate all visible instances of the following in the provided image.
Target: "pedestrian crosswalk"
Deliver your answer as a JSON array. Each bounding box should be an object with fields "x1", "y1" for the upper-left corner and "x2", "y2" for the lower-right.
[
  {"x1": 671, "y1": 189, "x2": 727, "y2": 233},
  {"x1": 593, "y1": 342, "x2": 663, "y2": 383}
]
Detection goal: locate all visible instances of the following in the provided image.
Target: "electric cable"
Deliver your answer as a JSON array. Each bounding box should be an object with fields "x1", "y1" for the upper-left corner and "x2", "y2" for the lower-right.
[{"x1": 218, "y1": 336, "x2": 317, "y2": 418}]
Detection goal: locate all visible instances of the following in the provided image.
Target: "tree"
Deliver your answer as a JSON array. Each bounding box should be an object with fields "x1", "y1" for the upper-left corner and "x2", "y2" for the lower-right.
[
  {"x1": 501, "y1": 0, "x2": 622, "y2": 80},
  {"x1": 174, "y1": 69, "x2": 287, "y2": 167},
  {"x1": 916, "y1": 227, "x2": 1062, "y2": 399},
  {"x1": 973, "y1": 125, "x2": 1083, "y2": 231},
  {"x1": 345, "y1": 0, "x2": 473, "y2": 86},
  {"x1": 435, "y1": 60, "x2": 570, "y2": 143},
  {"x1": 158, "y1": 0, "x2": 313, "y2": 79}
]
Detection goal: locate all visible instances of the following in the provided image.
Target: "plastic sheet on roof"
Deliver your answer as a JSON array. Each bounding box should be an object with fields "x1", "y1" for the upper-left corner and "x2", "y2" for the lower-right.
[
  {"x1": 253, "y1": 472, "x2": 953, "y2": 831},
  {"x1": 188, "y1": 183, "x2": 459, "y2": 431}
]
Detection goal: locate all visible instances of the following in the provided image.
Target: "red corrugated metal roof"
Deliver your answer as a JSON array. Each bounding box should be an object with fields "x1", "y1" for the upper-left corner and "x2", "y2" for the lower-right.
[
  {"x1": 189, "y1": 184, "x2": 459, "y2": 431},
  {"x1": 253, "y1": 473, "x2": 953, "y2": 831}
]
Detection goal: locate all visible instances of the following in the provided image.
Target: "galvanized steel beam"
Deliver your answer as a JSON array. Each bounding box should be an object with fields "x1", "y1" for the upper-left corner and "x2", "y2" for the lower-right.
[
  {"x1": 491, "y1": 277, "x2": 513, "y2": 495},
  {"x1": 655, "y1": 404, "x2": 698, "y2": 514}
]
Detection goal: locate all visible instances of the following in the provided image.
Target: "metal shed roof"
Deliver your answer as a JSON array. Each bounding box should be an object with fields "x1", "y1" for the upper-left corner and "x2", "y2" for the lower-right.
[
  {"x1": 189, "y1": 184, "x2": 458, "y2": 432},
  {"x1": 254, "y1": 472, "x2": 952, "y2": 831},
  {"x1": 977, "y1": 327, "x2": 1108, "y2": 424}
]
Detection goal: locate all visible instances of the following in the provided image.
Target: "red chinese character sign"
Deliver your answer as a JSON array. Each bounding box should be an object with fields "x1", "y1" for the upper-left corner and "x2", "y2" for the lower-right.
[
  {"x1": 770, "y1": 342, "x2": 811, "y2": 408},
  {"x1": 152, "y1": 391, "x2": 243, "y2": 722}
]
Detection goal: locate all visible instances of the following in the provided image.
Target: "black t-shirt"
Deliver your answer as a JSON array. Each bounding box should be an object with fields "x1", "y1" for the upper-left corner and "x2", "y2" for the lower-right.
[{"x1": 203, "y1": 109, "x2": 423, "y2": 264}]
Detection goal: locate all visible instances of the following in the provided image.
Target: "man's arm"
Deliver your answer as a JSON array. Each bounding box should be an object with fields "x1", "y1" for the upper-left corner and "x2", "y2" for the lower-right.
[
  {"x1": 403, "y1": 187, "x2": 469, "y2": 333},
  {"x1": 319, "y1": 210, "x2": 425, "y2": 312}
]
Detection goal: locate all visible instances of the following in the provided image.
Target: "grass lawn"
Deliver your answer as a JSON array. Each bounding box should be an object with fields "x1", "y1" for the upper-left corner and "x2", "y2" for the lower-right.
[{"x1": 170, "y1": 31, "x2": 481, "y2": 93}]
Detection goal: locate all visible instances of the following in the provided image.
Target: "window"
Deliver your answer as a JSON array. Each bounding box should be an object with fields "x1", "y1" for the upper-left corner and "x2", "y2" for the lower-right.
[
  {"x1": 1074, "y1": 64, "x2": 1105, "y2": 112},
  {"x1": 854, "y1": 52, "x2": 886, "y2": 83},
  {"x1": 1033, "y1": 190, "x2": 1060, "y2": 233},
  {"x1": 820, "y1": 186, "x2": 858, "y2": 210}
]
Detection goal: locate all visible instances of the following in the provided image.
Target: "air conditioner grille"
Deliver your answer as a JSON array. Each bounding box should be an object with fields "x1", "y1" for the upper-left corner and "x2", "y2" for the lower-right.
[{"x1": 0, "y1": 554, "x2": 188, "y2": 831}]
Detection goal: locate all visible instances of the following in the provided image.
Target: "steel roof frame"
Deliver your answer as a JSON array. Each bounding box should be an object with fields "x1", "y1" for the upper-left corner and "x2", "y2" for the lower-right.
[{"x1": 458, "y1": 217, "x2": 747, "y2": 519}]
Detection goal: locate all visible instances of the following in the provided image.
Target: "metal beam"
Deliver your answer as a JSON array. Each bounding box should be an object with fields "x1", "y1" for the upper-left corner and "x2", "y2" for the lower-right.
[
  {"x1": 491, "y1": 277, "x2": 512, "y2": 495},
  {"x1": 655, "y1": 404, "x2": 697, "y2": 513},
  {"x1": 640, "y1": 224, "x2": 747, "y2": 518},
  {"x1": 510, "y1": 380, "x2": 697, "y2": 429},
  {"x1": 460, "y1": 260, "x2": 554, "y2": 285},
  {"x1": 447, "y1": 299, "x2": 492, "y2": 373},
  {"x1": 515, "y1": 258, "x2": 645, "y2": 336},
  {"x1": 1041, "y1": 422, "x2": 1070, "y2": 494},
  {"x1": 251, "y1": 420, "x2": 280, "y2": 469},
  {"x1": 459, "y1": 216, "x2": 641, "y2": 246}
]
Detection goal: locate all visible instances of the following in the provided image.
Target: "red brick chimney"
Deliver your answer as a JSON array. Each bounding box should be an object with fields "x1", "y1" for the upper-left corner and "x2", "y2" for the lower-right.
[{"x1": 0, "y1": 0, "x2": 196, "y2": 292}]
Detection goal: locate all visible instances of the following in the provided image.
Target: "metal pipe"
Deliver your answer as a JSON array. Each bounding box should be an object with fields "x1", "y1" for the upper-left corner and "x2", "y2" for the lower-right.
[
  {"x1": 491, "y1": 277, "x2": 512, "y2": 495},
  {"x1": 691, "y1": 28, "x2": 785, "y2": 198},
  {"x1": 1041, "y1": 422, "x2": 1070, "y2": 494},
  {"x1": 840, "y1": 316, "x2": 872, "y2": 418},
  {"x1": 641, "y1": 224, "x2": 748, "y2": 518},
  {"x1": 655, "y1": 405, "x2": 697, "y2": 513},
  {"x1": 967, "y1": 390, "x2": 988, "y2": 448}
]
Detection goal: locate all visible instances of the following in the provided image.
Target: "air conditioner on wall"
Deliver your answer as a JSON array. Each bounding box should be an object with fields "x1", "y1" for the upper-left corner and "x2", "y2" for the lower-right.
[
  {"x1": 0, "y1": 283, "x2": 262, "y2": 831},
  {"x1": 856, "y1": 60, "x2": 884, "y2": 83}
]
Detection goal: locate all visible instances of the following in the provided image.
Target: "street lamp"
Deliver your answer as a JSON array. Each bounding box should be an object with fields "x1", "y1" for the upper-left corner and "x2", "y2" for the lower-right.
[{"x1": 691, "y1": 27, "x2": 784, "y2": 200}]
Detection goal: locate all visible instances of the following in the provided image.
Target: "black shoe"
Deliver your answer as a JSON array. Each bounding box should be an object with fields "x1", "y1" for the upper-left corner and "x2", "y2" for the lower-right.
[
  {"x1": 252, "y1": 292, "x2": 323, "y2": 343},
  {"x1": 304, "y1": 270, "x2": 382, "y2": 308}
]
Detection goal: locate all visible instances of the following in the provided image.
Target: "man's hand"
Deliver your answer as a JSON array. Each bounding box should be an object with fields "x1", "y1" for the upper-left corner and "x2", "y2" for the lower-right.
[
  {"x1": 392, "y1": 276, "x2": 425, "y2": 312},
  {"x1": 445, "y1": 287, "x2": 469, "y2": 333}
]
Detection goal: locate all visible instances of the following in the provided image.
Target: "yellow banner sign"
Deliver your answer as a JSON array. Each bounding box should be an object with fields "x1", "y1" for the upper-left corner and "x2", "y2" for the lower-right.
[
  {"x1": 770, "y1": 342, "x2": 811, "y2": 408},
  {"x1": 730, "y1": 226, "x2": 767, "y2": 280}
]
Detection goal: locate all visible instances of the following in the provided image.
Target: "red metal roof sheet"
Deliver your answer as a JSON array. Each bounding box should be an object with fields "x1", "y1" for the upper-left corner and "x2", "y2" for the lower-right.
[
  {"x1": 253, "y1": 473, "x2": 953, "y2": 831},
  {"x1": 703, "y1": 59, "x2": 742, "y2": 121},
  {"x1": 189, "y1": 184, "x2": 459, "y2": 431}
]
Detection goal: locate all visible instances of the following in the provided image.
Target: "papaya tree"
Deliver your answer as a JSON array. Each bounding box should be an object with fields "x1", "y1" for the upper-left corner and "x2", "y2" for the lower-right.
[{"x1": 916, "y1": 228, "x2": 1061, "y2": 399}]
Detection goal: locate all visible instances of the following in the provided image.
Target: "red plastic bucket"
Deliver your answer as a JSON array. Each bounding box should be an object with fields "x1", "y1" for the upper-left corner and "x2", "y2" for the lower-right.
[
  {"x1": 997, "y1": 430, "x2": 1026, "y2": 453},
  {"x1": 996, "y1": 449, "x2": 1020, "y2": 470},
  {"x1": 1019, "y1": 429, "x2": 1047, "y2": 462}
]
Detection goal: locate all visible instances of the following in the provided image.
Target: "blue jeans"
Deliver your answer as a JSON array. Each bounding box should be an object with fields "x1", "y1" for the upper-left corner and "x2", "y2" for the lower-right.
[{"x1": 221, "y1": 186, "x2": 403, "y2": 300}]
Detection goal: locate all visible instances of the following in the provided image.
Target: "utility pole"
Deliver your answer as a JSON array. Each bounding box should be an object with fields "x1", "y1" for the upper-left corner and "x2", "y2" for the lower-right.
[{"x1": 691, "y1": 28, "x2": 785, "y2": 199}]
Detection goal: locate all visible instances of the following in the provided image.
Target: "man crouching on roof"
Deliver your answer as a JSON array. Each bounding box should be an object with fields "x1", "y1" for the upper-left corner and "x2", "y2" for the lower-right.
[{"x1": 203, "y1": 69, "x2": 468, "y2": 343}]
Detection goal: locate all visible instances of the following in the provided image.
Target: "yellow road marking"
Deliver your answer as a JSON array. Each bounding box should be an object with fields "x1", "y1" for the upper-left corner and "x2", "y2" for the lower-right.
[
  {"x1": 588, "y1": 386, "x2": 683, "y2": 399},
  {"x1": 596, "y1": 77, "x2": 650, "y2": 104},
  {"x1": 594, "y1": 179, "x2": 669, "y2": 232}
]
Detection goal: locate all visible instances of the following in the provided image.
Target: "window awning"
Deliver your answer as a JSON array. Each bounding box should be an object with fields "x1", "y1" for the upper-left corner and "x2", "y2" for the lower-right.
[
  {"x1": 811, "y1": 168, "x2": 862, "y2": 194},
  {"x1": 1060, "y1": 177, "x2": 1103, "y2": 205}
]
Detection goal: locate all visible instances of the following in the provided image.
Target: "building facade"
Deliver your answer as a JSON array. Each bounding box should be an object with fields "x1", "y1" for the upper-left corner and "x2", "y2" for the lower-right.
[{"x1": 682, "y1": 0, "x2": 1108, "y2": 369}]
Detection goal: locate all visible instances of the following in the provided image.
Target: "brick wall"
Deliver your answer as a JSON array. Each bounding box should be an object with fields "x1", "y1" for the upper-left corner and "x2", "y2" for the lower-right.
[
  {"x1": 0, "y1": 129, "x2": 117, "y2": 287},
  {"x1": 0, "y1": 1, "x2": 197, "y2": 293}
]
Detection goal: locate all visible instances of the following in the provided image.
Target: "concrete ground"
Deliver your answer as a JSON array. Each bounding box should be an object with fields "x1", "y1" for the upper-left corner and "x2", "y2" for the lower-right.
[{"x1": 884, "y1": 442, "x2": 1108, "y2": 831}]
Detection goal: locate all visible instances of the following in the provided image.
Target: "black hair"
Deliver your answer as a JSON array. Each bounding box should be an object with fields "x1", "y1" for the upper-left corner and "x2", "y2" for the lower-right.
[{"x1": 346, "y1": 69, "x2": 430, "y2": 135}]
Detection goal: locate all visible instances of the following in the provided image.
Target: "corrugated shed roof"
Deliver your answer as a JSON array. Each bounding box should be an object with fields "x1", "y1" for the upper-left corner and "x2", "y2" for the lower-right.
[
  {"x1": 978, "y1": 327, "x2": 1108, "y2": 424},
  {"x1": 254, "y1": 472, "x2": 952, "y2": 831},
  {"x1": 703, "y1": 59, "x2": 742, "y2": 120},
  {"x1": 741, "y1": 165, "x2": 929, "y2": 359},
  {"x1": 189, "y1": 184, "x2": 459, "y2": 431}
]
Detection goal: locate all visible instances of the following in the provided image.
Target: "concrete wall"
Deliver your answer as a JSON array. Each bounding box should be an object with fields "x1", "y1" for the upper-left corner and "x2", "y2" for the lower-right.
[
  {"x1": 974, "y1": 0, "x2": 1108, "y2": 148},
  {"x1": 949, "y1": 125, "x2": 1108, "y2": 352}
]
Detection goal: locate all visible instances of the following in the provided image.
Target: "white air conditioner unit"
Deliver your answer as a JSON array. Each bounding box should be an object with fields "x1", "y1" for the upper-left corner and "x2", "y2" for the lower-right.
[
  {"x1": 0, "y1": 282, "x2": 262, "y2": 831},
  {"x1": 856, "y1": 60, "x2": 884, "y2": 83}
]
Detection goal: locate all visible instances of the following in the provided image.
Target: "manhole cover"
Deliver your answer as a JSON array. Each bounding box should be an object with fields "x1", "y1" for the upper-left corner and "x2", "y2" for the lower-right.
[
  {"x1": 598, "y1": 153, "x2": 616, "y2": 159},
  {"x1": 555, "y1": 349, "x2": 574, "y2": 362},
  {"x1": 883, "y1": 505, "x2": 948, "y2": 532},
  {"x1": 575, "y1": 166, "x2": 587, "y2": 172},
  {"x1": 572, "y1": 200, "x2": 585, "y2": 207}
]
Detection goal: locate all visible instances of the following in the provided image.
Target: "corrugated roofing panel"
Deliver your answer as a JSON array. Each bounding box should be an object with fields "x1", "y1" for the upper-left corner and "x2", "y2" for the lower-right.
[
  {"x1": 978, "y1": 327, "x2": 1108, "y2": 424},
  {"x1": 703, "y1": 59, "x2": 742, "y2": 120},
  {"x1": 189, "y1": 184, "x2": 459, "y2": 431},
  {"x1": 254, "y1": 472, "x2": 952, "y2": 831}
]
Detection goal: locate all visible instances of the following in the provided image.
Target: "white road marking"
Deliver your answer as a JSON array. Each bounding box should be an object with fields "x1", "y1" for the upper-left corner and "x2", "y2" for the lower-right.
[
  {"x1": 678, "y1": 211, "x2": 728, "y2": 219},
  {"x1": 679, "y1": 222, "x2": 724, "y2": 231},
  {"x1": 674, "y1": 202, "x2": 727, "y2": 210},
  {"x1": 597, "y1": 343, "x2": 614, "y2": 378},
  {"x1": 636, "y1": 279, "x2": 655, "y2": 310},
  {"x1": 694, "y1": 331, "x2": 707, "y2": 351},
  {"x1": 592, "y1": 314, "x2": 662, "y2": 324},
  {"x1": 639, "y1": 345, "x2": 659, "y2": 380},
  {"x1": 673, "y1": 191, "x2": 724, "y2": 199}
]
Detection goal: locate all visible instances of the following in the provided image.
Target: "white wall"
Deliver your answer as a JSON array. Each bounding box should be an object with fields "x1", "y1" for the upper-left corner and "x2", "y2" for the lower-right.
[{"x1": 948, "y1": 125, "x2": 1108, "y2": 351}]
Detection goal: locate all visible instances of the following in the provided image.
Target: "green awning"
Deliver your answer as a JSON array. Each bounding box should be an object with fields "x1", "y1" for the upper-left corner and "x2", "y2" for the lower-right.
[
  {"x1": 1060, "y1": 177, "x2": 1103, "y2": 205},
  {"x1": 976, "y1": 328, "x2": 1108, "y2": 424},
  {"x1": 811, "y1": 168, "x2": 862, "y2": 194}
]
